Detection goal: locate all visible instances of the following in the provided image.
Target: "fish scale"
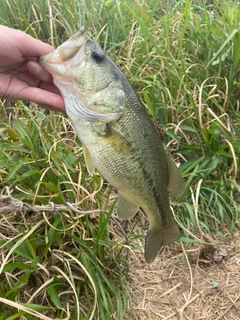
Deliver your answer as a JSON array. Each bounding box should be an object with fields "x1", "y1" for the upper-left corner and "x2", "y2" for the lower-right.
[{"x1": 39, "y1": 27, "x2": 185, "y2": 263}]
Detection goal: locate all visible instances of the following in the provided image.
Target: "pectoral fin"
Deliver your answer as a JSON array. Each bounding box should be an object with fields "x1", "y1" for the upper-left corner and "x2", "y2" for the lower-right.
[
  {"x1": 102, "y1": 125, "x2": 133, "y2": 157},
  {"x1": 116, "y1": 194, "x2": 139, "y2": 220},
  {"x1": 167, "y1": 156, "x2": 185, "y2": 198},
  {"x1": 83, "y1": 144, "x2": 95, "y2": 176}
]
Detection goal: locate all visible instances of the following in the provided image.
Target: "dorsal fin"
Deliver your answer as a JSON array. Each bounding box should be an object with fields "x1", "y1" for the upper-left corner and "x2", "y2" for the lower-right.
[{"x1": 167, "y1": 156, "x2": 185, "y2": 198}]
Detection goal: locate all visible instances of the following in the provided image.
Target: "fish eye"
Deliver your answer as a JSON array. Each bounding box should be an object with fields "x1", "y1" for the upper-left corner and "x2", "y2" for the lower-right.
[{"x1": 91, "y1": 50, "x2": 105, "y2": 63}]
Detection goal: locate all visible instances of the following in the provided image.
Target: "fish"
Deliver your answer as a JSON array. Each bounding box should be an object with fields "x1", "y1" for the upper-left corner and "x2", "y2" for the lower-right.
[{"x1": 39, "y1": 27, "x2": 185, "y2": 263}]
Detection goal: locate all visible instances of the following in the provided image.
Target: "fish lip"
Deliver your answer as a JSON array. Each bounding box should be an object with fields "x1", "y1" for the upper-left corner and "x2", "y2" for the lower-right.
[
  {"x1": 37, "y1": 53, "x2": 53, "y2": 68},
  {"x1": 38, "y1": 49, "x2": 68, "y2": 74},
  {"x1": 37, "y1": 52, "x2": 55, "y2": 72},
  {"x1": 37, "y1": 56, "x2": 43, "y2": 65}
]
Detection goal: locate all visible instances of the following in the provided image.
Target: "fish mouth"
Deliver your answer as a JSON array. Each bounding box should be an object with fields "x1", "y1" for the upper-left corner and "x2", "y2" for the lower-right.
[
  {"x1": 38, "y1": 52, "x2": 66, "y2": 74},
  {"x1": 38, "y1": 26, "x2": 88, "y2": 75}
]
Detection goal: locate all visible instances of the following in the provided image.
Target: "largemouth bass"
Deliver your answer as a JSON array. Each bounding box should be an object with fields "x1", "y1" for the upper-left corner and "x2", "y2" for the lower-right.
[{"x1": 39, "y1": 27, "x2": 185, "y2": 263}]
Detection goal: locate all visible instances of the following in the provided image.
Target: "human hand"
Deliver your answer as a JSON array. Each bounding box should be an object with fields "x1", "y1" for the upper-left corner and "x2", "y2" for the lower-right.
[{"x1": 0, "y1": 25, "x2": 65, "y2": 112}]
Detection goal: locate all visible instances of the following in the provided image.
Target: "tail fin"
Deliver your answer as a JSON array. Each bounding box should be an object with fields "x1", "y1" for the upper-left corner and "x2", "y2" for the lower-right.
[{"x1": 144, "y1": 223, "x2": 181, "y2": 263}]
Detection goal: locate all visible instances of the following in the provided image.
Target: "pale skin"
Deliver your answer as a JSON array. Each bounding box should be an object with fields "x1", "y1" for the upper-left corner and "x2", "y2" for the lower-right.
[{"x1": 0, "y1": 25, "x2": 65, "y2": 112}]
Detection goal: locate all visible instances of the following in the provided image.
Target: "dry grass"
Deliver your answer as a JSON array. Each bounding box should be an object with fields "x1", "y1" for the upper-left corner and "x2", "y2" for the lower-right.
[
  {"x1": 126, "y1": 226, "x2": 240, "y2": 320},
  {"x1": 0, "y1": 193, "x2": 240, "y2": 319}
]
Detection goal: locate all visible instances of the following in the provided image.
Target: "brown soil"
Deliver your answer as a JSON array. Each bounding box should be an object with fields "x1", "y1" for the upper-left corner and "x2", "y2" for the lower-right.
[{"x1": 127, "y1": 229, "x2": 240, "y2": 320}]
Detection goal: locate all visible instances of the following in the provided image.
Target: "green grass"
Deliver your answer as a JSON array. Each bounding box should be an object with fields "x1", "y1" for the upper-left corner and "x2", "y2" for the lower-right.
[
  {"x1": 0, "y1": 105, "x2": 132, "y2": 319},
  {"x1": 0, "y1": 0, "x2": 240, "y2": 319}
]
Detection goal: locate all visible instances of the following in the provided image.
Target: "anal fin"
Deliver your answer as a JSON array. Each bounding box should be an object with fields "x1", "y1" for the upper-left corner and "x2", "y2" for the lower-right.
[{"x1": 116, "y1": 194, "x2": 139, "y2": 220}]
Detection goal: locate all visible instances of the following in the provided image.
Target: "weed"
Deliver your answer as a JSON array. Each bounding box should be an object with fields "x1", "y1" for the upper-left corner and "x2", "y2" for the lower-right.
[{"x1": 0, "y1": 0, "x2": 239, "y2": 319}]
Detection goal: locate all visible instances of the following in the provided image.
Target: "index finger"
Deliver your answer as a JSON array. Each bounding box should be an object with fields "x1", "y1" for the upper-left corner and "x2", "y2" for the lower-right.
[
  {"x1": 17, "y1": 86, "x2": 65, "y2": 112},
  {"x1": 15, "y1": 28, "x2": 55, "y2": 57}
]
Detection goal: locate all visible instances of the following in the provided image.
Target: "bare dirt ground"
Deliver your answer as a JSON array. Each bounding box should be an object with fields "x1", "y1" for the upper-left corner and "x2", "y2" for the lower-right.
[{"x1": 127, "y1": 228, "x2": 240, "y2": 320}]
